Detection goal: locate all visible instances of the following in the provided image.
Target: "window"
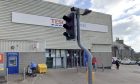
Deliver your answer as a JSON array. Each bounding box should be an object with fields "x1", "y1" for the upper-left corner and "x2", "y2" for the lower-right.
[
  {"x1": 51, "y1": 49, "x2": 55, "y2": 57},
  {"x1": 56, "y1": 50, "x2": 60, "y2": 57},
  {"x1": 61, "y1": 50, "x2": 65, "y2": 57}
]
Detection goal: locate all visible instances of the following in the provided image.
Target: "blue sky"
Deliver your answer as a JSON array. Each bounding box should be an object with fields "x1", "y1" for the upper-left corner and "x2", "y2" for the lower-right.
[{"x1": 44, "y1": 0, "x2": 140, "y2": 52}]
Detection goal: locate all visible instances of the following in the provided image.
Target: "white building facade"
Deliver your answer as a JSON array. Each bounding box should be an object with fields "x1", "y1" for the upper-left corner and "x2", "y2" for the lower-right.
[{"x1": 0, "y1": 0, "x2": 112, "y2": 75}]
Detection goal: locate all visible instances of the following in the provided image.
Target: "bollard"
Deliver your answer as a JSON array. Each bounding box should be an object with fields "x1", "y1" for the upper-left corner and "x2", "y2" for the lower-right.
[
  {"x1": 76, "y1": 56, "x2": 79, "y2": 72},
  {"x1": 102, "y1": 63, "x2": 104, "y2": 72},
  {"x1": 23, "y1": 67, "x2": 26, "y2": 80},
  {"x1": 86, "y1": 71, "x2": 94, "y2": 84},
  {"x1": 6, "y1": 68, "x2": 8, "y2": 84}
]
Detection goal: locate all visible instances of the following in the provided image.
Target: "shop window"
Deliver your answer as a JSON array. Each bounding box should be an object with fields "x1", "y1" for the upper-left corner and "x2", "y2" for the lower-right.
[
  {"x1": 56, "y1": 50, "x2": 60, "y2": 57},
  {"x1": 51, "y1": 49, "x2": 55, "y2": 57},
  {"x1": 45, "y1": 49, "x2": 50, "y2": 57},
  {"x1": 61, "y1": 50, "x2": 65, "y2": 57}
]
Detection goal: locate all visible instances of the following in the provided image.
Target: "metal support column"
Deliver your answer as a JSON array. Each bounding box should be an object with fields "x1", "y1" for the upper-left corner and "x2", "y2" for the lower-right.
[{"x1": 75, "y1": 8, "x2": 93, "y2": 84}]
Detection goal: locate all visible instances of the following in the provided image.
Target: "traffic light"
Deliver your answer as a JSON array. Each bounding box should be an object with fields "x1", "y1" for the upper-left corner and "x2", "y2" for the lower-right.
[{"x1": 63, "y1": 12, "x2": 75, "y2": 40}]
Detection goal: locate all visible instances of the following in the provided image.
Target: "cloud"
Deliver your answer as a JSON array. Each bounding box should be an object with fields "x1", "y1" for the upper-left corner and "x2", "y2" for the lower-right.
[
  {"x1": 113, "y1": 15, "x2": 140, "y2": 52},
  {"x1": 90, "y1": 0, "x2": 140, "y2": 20},
  {"x1": 60, "y1": 0, "x2": 92, "y2": 9},
  {"x1": 126, "y1": 5, "x2": 140, "y2": 15},
  {"x1": 64, "y1": 0, "x2": 77, "y2": 5},
  {"x1": 124, "y1": 34, "x2": 140, "y2": 52},
  {"x1": 43, "y1": 0, "x2": 91, "y2": 10}
]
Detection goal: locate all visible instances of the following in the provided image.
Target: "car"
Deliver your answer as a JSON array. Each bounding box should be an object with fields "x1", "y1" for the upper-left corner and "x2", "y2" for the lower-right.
[
  {"x1": 112, "y1": 57, "x2": 121, "y2": 64},
  {"x1": 121, "y1": 59, "x2": 137, "y2": 65},
  {"x1": 137, "y1": 61, "x2": 140, "y2": 66},
  {"x1": 130, "y1": 60, "x2": 136, "y2": 65},
  {"x1": 121, "y1": 59, "x2": 131, "y2": 65}
]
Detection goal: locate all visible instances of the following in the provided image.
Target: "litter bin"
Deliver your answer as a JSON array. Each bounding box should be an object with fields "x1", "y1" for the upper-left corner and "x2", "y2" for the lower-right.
[{"x1": 37, "y1": 64, "x2": 47, "y2": 73}]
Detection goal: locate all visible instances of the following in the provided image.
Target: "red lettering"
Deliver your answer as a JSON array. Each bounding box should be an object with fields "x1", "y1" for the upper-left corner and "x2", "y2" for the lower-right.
[
  {"x1": 51, "y1": 18, "x2": 64, "y2": 25},
  {"x1": 55, "y1": 19, "x2": 59, "y2": 24},
  {"x1": 51, "y1": 19, "x2": 55, "y2": 24},
  {"x1": 59, "y1": 20, "x2": 64, "y2": 24}
]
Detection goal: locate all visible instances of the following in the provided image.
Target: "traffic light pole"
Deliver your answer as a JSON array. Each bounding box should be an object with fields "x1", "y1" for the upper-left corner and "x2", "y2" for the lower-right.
[{"x1": 75, "y1": 8, "x2": 93, "y2": 84}]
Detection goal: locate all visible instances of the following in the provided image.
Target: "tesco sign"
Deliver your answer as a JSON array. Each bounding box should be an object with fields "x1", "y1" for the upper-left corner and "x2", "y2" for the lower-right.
[
  {"x1": 12, "y1": 12, "x2": 108, "y2": 32},
  {"x1": 50, "y1": 18, "x2": 65, "y2": 27}
]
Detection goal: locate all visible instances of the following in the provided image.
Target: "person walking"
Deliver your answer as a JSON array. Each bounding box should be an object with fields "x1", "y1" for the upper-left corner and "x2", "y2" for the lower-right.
[
  {"x1": 115, "y1": 60, "x2": 120, "y2": 70},
  {"x1": 92, "y1": 57, "x2": 97, "y2": 72}
]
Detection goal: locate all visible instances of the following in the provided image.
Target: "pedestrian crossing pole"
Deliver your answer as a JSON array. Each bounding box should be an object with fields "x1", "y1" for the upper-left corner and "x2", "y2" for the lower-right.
[{"x1": 73, "y1": 7, "x2": 93, "y2": 84}]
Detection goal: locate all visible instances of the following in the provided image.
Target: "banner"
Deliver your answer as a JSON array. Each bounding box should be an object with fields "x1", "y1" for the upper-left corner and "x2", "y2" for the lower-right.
[{"x1": 12, "y1": 12, "x2": 108, "y2": 32}]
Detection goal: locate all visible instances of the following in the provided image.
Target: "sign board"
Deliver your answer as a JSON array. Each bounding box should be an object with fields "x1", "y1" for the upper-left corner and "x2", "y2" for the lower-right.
[
  {"x1": 12, "y1": 12, "x2": 108, "y2": 32},
  {"x1": 0, "y1": 53, "x2": 4, "y2": 70},
  {"x1": 12, "y1": 12, "x2": 64, "y2": 28}
]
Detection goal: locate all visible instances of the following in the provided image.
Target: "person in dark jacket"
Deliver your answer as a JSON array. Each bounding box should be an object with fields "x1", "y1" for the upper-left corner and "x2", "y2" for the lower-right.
[{"x1": 115, "y1": 60, "x2": 120, "y2": 70}]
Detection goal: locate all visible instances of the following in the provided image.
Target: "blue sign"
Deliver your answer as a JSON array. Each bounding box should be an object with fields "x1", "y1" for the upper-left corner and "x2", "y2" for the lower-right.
[
  {"x1": 7, "y1": 52, "x2": 19, "y2": 74},
  {"x1": 83, "y1": 51, "x2": 88, "y2": 66}
]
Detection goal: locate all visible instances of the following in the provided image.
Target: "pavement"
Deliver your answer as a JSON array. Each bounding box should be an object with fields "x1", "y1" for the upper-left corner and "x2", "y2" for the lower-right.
[
  {"x1": 94, "y1": 65, "x2": 140, "y2": 84},
  {"x1": 1, "y1": 65, "x2": 140, "y2": 84}
]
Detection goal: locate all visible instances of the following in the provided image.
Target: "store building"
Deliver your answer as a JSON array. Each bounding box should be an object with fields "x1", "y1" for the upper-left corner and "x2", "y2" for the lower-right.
[{"x1": 0, "y1": 0, "x2": 112, "y2": 75}]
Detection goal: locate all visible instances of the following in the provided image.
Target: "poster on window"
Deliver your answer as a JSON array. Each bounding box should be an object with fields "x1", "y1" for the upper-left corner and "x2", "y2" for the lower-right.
[{"x1": 0, "y1": 53, "x2": 4, "y2": 70}]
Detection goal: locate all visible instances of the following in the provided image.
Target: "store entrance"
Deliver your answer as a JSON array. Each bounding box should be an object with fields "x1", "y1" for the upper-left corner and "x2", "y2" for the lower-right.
[
  {"x1": 45, "y1": 49, "x2": 84, "y2": 68},
  {"x1": 66, "y1": 49, "x2": 84, "y2": 68}
]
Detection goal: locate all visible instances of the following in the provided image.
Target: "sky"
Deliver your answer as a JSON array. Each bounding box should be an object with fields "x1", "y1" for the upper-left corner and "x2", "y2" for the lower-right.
[{"x1": 44, "y1": 0, "x2": 140, "y2": 52}]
